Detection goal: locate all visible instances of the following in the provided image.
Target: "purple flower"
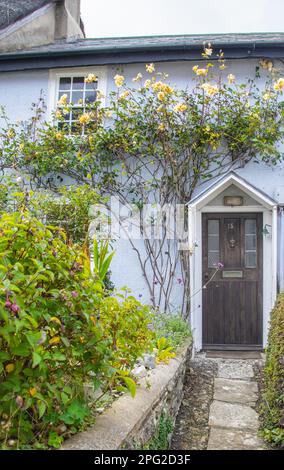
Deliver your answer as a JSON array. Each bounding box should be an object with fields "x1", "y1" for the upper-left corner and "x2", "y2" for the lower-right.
[
  {"x1": 213, "y1": 262, "x2": 224, "y2": 269},
  {"x1": 71, "y1": 291, "x2": 79, "y2": 298},
  {"x1": 5, "y1": 300, "x2": 12, "y2": 309},
  {"x1": 11, "y1": 303, "x2": 20, "y2": 314}
]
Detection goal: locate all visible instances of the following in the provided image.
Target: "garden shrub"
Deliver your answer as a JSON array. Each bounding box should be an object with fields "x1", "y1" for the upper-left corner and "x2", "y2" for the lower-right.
[
  {"x1": 260, "y1": 293, "x2": 284, "y2": 447},
  {"x1": 0, "y1": 211, "x2": 148, "y2": 449},
  {"x1": 100, "y1": 292, "x2": 155, "y2": 369},
  {"x1": 154, "y1": 313, "x2": 191, "y2": 349}
]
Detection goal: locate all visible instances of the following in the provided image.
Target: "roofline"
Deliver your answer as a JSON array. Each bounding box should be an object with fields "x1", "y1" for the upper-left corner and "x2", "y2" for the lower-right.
[
  {"x1": 1, "y1": 33, "x2": 284, "y2": 72},
  {"x1": 188, "y1": 171, "x2": 278, "y2": 208}
]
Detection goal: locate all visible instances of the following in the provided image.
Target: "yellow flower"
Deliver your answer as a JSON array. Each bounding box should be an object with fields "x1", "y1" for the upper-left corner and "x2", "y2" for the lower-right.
[
  {"x1": 144, "y1": 79, "x2": 151, "y2": 88},
  {"x1": 119, "y1": 90, "x2": 130, "y2": 100},
  {"x1": 157, "y1": 91, "x2": 166, "y2": 101},
  {"x1": 196, "y1": 68, "x2": 208, "y2": 76},
  {"x1": 146, "y1": 63, "x2": 155, "y2": 73},
  {"x1": 205, "y1": 47, "x2": 213, "y2": 56},
  {"x1": 49, "y1": 336, "x2": 60, "y2": 345},
  {"x1": 219, "y1": 64, "x2": 226, "y2": 70},
  {"x1": 96, "y1": 90, "x2": 105, "y2": 100},
  {"x1": 29, "y1": 387, "x2": 37, "y2": 397},
  {"x1": 5, "y1": 363, "x2": 15, "y2": 373},
  {"x1": 58, "y1": 94, "x2": 68, "y2": 106},
  {"x1": 259, "y1": 59, "x2": 273, "y2": 72},
  {"x1": 157, "y1": 105, "x2": 164, "y2": 113},
  {"x1": 273, "y1": 78, "x2": 284, "y2": 91},
  {"x1": 55, "y1": 132, "x2": 63, "y2": 140},
  {"x1": 227, "y1": 74, "x2": 235, "y2": 84},
  {"x1": 114, "y1": 74, "x2": 125, "y2": 87},
  {"x1": 7, "y1": 129, "x2": 15, "y2": 139},
  {"x1": 105, "y1": 110, "x2": 113, "y2": 118},
  {"x1": 132, "y1": 73, "x2": 143, "y2": 82},
  {"x1": 173, "y1": 103, "x2": 187, "y2": 113},
  {"x1": 50, "y1": 316, "x2": 61, "y2": 325},
  {"x1": 158, "y1": 122, "x2": 166, "y2": 132},
  {"x1": 263, "y1": 92, "x2": 271, "y2": 101},
  {"x1": 192, "y1": 65, "x2": 199, "y2": 73},
  {"x1": 55, "y1": 110, "x2": 62, "y2": 119},
  {"x1": 201, "y1": 83, "x2": 219, "y2": 96},
  {"x1": 85, "y1": 73, "x2": 98, "y2": 83},
  {"x1": 152, "y1": 81, "x2": 174, "y2": 94},
  {"x1": 79, "y1": 112, "x2": 92, "y2": 125}
]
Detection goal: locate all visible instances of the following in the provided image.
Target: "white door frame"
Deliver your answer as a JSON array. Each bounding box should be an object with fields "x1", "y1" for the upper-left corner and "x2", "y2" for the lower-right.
[{"x1": 188, "y1": 173, "x2": 278, "y2": 352}]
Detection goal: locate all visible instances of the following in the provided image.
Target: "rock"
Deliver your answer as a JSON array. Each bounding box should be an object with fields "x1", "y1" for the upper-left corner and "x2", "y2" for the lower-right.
[
  {"x1": 131, "y1": 365, "x2": 147, "y2": 378},
  {"x1": 142, "y1": 353, "x2": 156, "y2": 370}
]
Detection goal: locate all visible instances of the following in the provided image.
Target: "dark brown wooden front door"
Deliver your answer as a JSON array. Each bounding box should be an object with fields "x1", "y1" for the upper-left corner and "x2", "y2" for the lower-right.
[{"x1": 202, "y1": 213, "x2": 263, "y2": 350}]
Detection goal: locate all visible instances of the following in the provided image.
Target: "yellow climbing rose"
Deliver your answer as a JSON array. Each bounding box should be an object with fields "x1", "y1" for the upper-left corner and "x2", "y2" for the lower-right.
[
  {"x1": 146, "y1": 63, "x2": 155, "y2": 73},
  {"x1": 173, "y1": 103, "x2": 187, "y2": 113},
  {"x1": 85, "y1": 73, "x2": 98, "y2": 83},
  {"x1": 273, "y1": 78, "x2": 284, "y2": 91},
  {"x1": 79, "y1": 113, "x2": 92, "y2": 125},
  {"x1": 114, "y1": 74, "x2": 125, "y2": 87},
  {"x1": 201, "y1": 83, "x2": 219, "y2": 96},
  {"x1": 58, "y1": 94, "x2": 68, "y2": 106}
]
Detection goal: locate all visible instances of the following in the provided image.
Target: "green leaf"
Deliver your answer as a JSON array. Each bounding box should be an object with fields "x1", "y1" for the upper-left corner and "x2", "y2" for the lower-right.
[
  {"x1": 37, "y1": 401, "x2": 47, "y2": 418},
  {"x1": 32, "y1": 351, "x2": 42, "y2": 368},
  {"x1": 120, "y1": 376, "x2": 136, "y2": 398}
]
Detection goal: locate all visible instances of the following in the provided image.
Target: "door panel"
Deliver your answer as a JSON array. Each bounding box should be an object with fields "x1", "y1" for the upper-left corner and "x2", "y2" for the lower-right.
[{"x1": 202, "y1": 213, "x2": 263, "y2": 350}]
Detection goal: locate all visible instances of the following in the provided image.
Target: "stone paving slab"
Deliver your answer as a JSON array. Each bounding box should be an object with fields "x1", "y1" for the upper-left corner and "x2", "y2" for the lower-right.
[
  {"x1": 207, "y1": 427, "x2": 264, "y2": 450},
  {"x1": 217, "y1": 360, "x2": 254, "y2": 380},
  {"x1": 214, "y1": 378, "x2": 258, "y2": 405},
  {"x1": 209, "y1": 400, "x2": 259, "y2": 430}
]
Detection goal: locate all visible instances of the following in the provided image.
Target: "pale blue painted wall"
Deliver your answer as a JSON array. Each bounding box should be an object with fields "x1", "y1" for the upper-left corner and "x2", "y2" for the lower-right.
[{"x1": 0, "y1": 59, "x2": 283, "y2": 301}]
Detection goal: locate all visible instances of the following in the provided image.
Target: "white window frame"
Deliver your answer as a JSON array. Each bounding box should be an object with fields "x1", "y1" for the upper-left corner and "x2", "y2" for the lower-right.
[{"x1": 47, "y1": 66, "x2": 108, "y2": 122}]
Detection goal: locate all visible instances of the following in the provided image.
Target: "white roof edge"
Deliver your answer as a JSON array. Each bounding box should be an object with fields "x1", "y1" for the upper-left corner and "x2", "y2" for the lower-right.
[{"x1": 187, "y1": 171, "x2": 278, "y2": 208}]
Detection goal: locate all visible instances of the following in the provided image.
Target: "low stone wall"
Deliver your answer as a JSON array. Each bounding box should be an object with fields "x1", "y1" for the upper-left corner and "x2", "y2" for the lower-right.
[{"x1": 62, "y1": 339, "x2": 192, "y2": 450}]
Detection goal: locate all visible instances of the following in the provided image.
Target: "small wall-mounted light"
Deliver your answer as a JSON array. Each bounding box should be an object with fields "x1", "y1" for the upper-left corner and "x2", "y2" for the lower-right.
[
  {"x1": 262, "y1": 224, "x2": 272, "y2": 237},
  {"x1": 223, "y1": 196, "x2": 244, "y2": 206}
]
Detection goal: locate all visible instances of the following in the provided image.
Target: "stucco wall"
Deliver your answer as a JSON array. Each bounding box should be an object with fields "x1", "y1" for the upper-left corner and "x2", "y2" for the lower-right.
[{"x1": 0, "y1": 58, "x2": 284, "y2": 307}]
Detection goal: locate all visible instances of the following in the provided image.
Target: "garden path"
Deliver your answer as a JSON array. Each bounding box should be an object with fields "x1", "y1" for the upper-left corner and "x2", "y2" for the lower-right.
[{"x1": 171, "y1": 352, "x2": 266, "y2": 450}]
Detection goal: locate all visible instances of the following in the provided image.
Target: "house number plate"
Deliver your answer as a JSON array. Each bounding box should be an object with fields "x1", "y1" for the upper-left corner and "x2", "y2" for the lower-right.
[{"x1": 222, "y1": 270, "x2": 243, "y2": 278}]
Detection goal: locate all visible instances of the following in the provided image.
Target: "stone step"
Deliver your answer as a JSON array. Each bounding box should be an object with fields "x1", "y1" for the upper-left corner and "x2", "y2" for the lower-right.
[
  {"x1": 207, "y1": 427, "x2": 264, "y2": 450},
  {"x1": 213, "y1": 378, "x2": 258, "y2": 405},
  {"x1": 217, "y1": 360, "x2": 254, "y2": 380},
  {"x1": 208, "y1": 400, "x2": 259, "y2": 430}
]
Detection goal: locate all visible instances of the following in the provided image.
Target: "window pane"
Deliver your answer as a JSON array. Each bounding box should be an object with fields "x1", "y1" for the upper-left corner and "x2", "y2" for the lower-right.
[
  {"x1": 85, "y1": 81, "x2": 98, "y2": 90},
  {"x1": 245, "y1": 219, "x2": 257, "y2": 268},
  {"x1": 73, "y1": 77, "x2": 85, "y2": 89},
  {"x1": 85, "y1": 90, "x2": 97, "y2": 103},
  {"x1": 208, "y1": 219, "x2": 219, "y2": 268},
  {"x1": 71, "y1": 90, "x2": 84, "y2": 104},
  {"x1": 245, "y1": 252, "x2": 257, "y2": 268},
  {"x1": 59, "y1": 77, "x2": 71, "y2": 90}
]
